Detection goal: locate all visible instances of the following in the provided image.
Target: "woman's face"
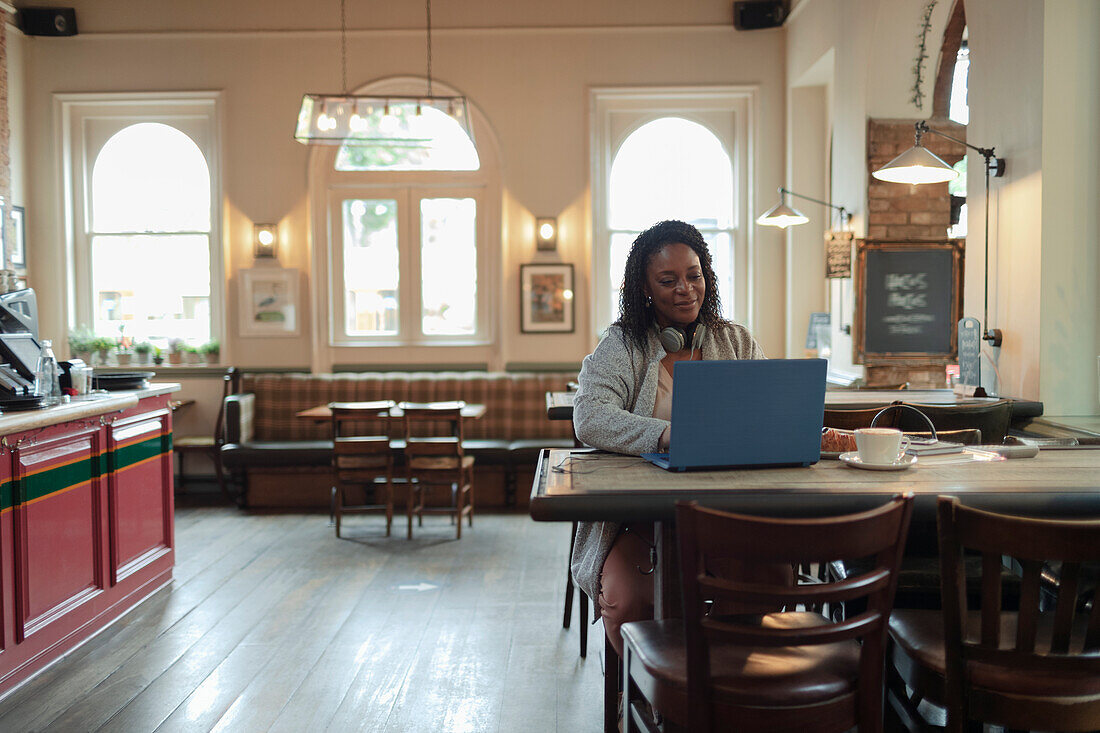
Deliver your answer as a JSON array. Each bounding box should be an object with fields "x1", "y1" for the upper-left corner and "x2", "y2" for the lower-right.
[{"x1": 643, "y1": 242, "x2": 705, "y2": 328}]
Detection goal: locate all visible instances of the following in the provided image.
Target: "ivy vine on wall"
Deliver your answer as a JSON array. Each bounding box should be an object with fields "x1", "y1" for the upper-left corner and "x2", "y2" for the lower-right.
[{"x1": 911, "y1": 0, "x2": 938, "y2": 110}]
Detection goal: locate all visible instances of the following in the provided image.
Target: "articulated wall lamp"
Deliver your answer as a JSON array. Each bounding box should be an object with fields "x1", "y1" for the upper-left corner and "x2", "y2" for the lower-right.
[
  {"x1": 873, "y1": 120, "x2": 1007, "y2": 345},
  {"x1": 756, "y1": 187, "x2": 851, "y2": 230}
]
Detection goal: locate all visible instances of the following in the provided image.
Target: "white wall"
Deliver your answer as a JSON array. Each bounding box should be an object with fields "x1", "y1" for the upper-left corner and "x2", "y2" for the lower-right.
[
  {"x1": 786, "y1": 0, "x2": 1099, "y2": 414},
  {"x1": 15, "y1": 1, "x2": 790, "y2": 369}
]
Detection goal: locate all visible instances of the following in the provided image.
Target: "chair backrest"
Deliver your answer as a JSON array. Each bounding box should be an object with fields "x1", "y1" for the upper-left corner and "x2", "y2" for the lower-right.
[
  {"x1": 937, "y1": 496, "x2": 1100, "y2": 727},
  {"x1": 898, "y1": 399, "x2": 1012, "y2": 444},
  {"x1": 675, "y1": 495, "x2": 914, "y2": 731},
  {"x1": 213, "y1": 367, "x2": 236, "y2": 446},
  {"x1": 399, "y1": 400, "x2": 466, "y2": 463},
  {"x1": 823, "y1": 404, "x2": 901, "y2": 431},
  {"x1": 330, "y1": 401, "x2": 396, "y2": 477}
]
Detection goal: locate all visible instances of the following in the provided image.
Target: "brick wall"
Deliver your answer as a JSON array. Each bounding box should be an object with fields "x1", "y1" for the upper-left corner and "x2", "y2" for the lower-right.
[
  {"x1": 866, "y1": 118, "x2": 965, "y2": 240},
  {"x1": 862, "y1": 119, "x2": 966, "y2": 387}
]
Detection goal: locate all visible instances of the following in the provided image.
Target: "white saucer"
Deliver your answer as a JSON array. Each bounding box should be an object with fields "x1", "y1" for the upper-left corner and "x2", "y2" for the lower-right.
[{"x1": 838, "y1": 452, "x2": 917, "y2": 471}]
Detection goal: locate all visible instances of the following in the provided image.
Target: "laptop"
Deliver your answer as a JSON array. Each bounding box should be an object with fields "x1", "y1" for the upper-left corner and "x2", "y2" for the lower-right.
[{"x1": 641, "y1": 359, "x2": 827, "y2": 471}]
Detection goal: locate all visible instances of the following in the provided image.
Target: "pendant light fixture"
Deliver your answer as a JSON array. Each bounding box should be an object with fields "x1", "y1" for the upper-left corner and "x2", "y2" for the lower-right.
[
  {"x1": 294, "y1": 0, "x2": 474, "y2": 148},
  {"x1": 756, "y1": 187, "x2": 851, "y2": 230},
  {"x1": 872, "y1": 121, "x2": 1006, "y2": 345}
]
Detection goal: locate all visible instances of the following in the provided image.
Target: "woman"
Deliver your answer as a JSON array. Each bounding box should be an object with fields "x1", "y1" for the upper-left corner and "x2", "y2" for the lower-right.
[{"x1": 571, "y1": 219, "x2": 765, "y2": 654}]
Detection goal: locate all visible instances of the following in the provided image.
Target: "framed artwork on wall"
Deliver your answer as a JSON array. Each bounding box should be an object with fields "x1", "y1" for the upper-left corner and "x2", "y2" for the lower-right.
[
  {"x1": 239, "y1": 267, "x2": 300, "y2": 337},
  {"x1": 9, "y1": 206, "x2": 25, "y2": 271},
  {"x1": 520, "y1": 263, "x2": 574, "y2": 333}
]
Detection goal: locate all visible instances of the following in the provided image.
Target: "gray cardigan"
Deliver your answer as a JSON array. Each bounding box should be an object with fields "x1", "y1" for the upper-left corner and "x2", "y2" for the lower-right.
[{"x1": 570, "y1": 322, "x2": 765, "y2": 611}]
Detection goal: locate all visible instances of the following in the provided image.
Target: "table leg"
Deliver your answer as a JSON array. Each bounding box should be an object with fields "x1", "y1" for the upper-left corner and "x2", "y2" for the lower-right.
[{"x1": 654, "y1": 521, "x2": 681, "y2": 619}]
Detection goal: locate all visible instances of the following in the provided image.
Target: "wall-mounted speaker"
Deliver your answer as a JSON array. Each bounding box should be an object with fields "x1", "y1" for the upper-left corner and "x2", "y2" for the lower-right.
[
  {"x1": 18, "y1": 7, "x2": 78, "y2": 37},
  {"x1": 733, "y1": 1, "x2": 786, "y2": 31}
]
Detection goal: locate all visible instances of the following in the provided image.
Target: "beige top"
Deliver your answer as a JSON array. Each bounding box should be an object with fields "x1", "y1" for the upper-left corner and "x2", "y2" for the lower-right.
[{"x1": 653, "y1": 365, "x2": 673, "y2": 422}]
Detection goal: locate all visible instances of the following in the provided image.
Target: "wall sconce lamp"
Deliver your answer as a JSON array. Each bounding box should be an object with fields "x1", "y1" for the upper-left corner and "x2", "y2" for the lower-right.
[
  {"x1": 254, "y1": 224, "x2": 278, "y2": 259},
  {"x1": 536, "y1": 217, "x2": 558, "y2": 251},
  {"x1": 873, "y1": 120, "x2": 1007, "y2": 345},
  {"x1": 756, "y1": 187, "x2": 851, "y2": 230}
]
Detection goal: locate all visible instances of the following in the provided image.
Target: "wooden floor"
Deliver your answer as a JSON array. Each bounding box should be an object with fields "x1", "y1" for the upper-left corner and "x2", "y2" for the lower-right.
[{"x1": 0, "y1": 508, "x2": 603, "y2": 732}]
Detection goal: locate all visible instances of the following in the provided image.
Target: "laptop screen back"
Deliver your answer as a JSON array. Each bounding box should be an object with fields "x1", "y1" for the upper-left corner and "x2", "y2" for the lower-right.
[{"x1": 668, "y1": 359, "x2": 827, "y2": 469}]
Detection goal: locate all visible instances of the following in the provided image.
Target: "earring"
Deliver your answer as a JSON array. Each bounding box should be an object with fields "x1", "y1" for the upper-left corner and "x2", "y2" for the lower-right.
[{"x1": 645, "y1": 295, "x2": 653, "y2": 307}]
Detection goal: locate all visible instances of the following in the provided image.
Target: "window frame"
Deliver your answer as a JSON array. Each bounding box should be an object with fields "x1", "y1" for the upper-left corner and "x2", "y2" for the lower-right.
[
  {"x1": 326, "y1": 183, "x2": 488, "y2": 347},
  {"x1": 590, "y1": 86, "x2": 757, "y2": 334},
  {"x1": 56, "y1": 92, "x2": 224, "y2": 348},
  {"x1": 308, "y1": 77, "x2": 500, "y2": 368}
]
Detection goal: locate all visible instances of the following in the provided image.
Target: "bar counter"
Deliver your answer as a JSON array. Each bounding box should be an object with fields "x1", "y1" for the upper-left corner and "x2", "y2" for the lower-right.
[{"x1": 0, "y1": 384, "x2": 179, "y2": 697}]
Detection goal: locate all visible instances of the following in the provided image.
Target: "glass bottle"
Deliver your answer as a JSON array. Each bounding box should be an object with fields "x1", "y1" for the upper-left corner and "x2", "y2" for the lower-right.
[{"x1": 34, "y1": 339, "x2": 62, "y2": 402}]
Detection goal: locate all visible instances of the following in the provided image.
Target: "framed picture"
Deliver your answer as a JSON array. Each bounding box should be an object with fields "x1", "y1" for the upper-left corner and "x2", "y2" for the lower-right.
[
  {"x1": 520, "y1": 263, "x2": 574, "y2": 333},
  {"x1": 9, "y1": 206, "x2": 25, "y2": 270},
  {"x1": 239, "y1": 267, "x2": 300, "y2": 337}
]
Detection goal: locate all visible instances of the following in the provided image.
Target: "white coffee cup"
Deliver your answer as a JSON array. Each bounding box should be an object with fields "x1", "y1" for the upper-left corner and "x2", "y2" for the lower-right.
[
  {"x1": 854, "y1": 427, "x2": 910, "y2": 465},
  {"x1": 70, "y1": 367, "x2": 88, "y2": 395}
]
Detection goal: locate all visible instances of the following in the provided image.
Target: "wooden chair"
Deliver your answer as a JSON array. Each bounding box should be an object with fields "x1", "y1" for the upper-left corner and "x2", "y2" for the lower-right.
[
  {"x1": 620, "y1": 495, "x2": 914, "y2": 733},
  {"x1": 330, "y1": 400, "x2": 397, "y2": 538},
  {"x1": 888, "y1": 497, "x2": 1100, "y2": 733},
  {"x1": 400, "y1": 401, "x2": 474, "y2": 540},
  {"x1": 174, "y1": 367, "x2": 235, "y2": 500}
]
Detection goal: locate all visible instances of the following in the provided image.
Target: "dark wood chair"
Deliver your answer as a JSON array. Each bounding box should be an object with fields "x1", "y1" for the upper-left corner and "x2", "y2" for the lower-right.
[
  {"x1": 330, "y1": 401, "x2": 397, "y2": 538},
  {"x1": 174, "y1": 367, "x2": 235, "y2": 500},
  {"x1": 620, "y1": 494, "x2": 914, "y2": 733},
  {"x1": 400, "y1": 401, "x2": 474, "y2": 540},
  {"x1": 888, "y1": 497, "x2": 1100, "y2": 733}
]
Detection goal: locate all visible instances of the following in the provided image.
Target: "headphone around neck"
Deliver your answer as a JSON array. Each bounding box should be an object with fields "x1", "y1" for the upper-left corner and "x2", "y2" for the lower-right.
[{"x1": 658, "y1": 322, "x2": 706, "y2": 354}]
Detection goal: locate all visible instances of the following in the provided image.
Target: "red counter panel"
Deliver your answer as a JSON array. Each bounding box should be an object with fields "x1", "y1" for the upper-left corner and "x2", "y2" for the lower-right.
[
  {"x1": 0, "y1": 394, "x2": 175, "y2": 697},
  {"x1": 13, "y1": 426, "x2": 105, "y2": 643}
]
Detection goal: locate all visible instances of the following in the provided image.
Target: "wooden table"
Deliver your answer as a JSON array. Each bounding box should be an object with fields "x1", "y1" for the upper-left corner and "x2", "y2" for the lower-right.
[
  {"x1": 532, "y1": 447, "x2": 1100, "y2": 611},
  {"x1": 296, "y1": 402, "x2": 487, "y2": 422},
  {"x1": 544, "y1": 389, "x2": 1042, "y2": 421}
]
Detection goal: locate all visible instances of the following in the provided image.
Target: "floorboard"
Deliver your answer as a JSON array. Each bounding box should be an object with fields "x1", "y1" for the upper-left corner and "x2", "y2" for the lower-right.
[{"x1": 0, "y1": 508, "x2": 603, "y2": 732}]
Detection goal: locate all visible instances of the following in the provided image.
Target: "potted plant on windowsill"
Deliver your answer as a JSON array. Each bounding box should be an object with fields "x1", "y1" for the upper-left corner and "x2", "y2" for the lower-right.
[
  {"x1": 184, "y1": 345, "x2": 202, "y2": 365},
  {"x1": 199, "y1": 340, "x2": 220, "y2": 365},
  {"x1": 116, "y1": 344, "x2": 132, "y2": 366},
  {"x1": 152, "y1": 346, "x2": 164, "y2": 366},
  {"x1": 167, "y1": 338, "x2": 185, "y2": 365},
  {"x1": 92, "y1": 336, "x2": 115, "y2": 366},
  {"x1": 68, "y1": 327, "x2": 94, "y2": 365},
  {"x1": 133, "y1": 341, "x2": 154, "y2": 365}
]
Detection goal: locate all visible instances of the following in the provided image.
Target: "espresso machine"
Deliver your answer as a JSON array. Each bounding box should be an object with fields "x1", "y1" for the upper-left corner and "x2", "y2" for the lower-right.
[{"x1": 0, "y1": 288, "x2": 41, "y2": 399}]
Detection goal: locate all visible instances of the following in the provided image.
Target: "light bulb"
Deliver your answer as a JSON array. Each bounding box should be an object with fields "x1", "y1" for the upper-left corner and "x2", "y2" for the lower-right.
[
  {"x1": 380, "y1": 113, "x2": 399, "y2": 134},
  {"x1": 258, "y1": 229, "x2": 275, "y2": 246},
  {"x1": 317, "y1": 113, "x2": 337, "y2": 132},
  {"x1": 349, "y1": 114, "x2": 368, "y2": 133},
  {"x1": 539, "y1": 222, "x2": 555, "y2": 240}
]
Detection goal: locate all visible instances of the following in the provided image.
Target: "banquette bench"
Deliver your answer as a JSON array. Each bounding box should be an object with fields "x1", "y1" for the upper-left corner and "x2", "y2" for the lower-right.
[{"x1": 220, "y1": 370, "x2": 577, "y2": 509}]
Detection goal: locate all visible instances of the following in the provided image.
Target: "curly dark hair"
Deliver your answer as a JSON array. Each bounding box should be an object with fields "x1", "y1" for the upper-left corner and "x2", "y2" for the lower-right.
[{"x1": 615, "y1": 220, "x2": 728, "y2": 350}]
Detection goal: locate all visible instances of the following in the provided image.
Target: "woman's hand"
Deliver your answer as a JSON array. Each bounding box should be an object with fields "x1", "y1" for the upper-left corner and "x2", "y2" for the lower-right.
[{"x1": 658, "y1": 426, "x2": 671, "y2": 452}]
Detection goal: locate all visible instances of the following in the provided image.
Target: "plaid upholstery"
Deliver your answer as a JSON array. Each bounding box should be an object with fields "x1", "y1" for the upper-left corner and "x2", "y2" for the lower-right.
[{"x1": 240, "y1": 371, "x2": 577, "y2": 442}]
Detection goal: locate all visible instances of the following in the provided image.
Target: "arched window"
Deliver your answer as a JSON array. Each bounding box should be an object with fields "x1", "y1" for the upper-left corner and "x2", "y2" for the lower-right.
[
  {"x1": 60, "y1": 94, "x2": 222, "y2": 352},
  {"x1": 607, "y1": 118, "x2": 735, "y2": 320},
  {"x1": 312, "y1": 79, "x2": 498, "y2": 355},
  {"x1": 592, "y1": 88, "x2": 752, "y2": 331}
]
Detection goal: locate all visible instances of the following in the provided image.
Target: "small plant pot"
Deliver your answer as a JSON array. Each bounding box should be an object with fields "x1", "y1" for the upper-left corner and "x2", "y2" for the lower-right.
[
  {"x1": 116, "y1": 353, "x2": 132, "y2": 366},
  {"x1": 95, "y1": 349, "x2": 110, "y2": 366},
  {"x1": 168, "y1": 353, "x2": 183, "y2": 365},
  {"x1": 203, "y1": 352, "x2": 220, "y2": 365},
  {"x1": 134, "y1": 353, "x2": 152, "y2": 365},
  {"x1": 75, "y1": 351, "x2": 93, "y2": 365},
  {"x1": 152, "y1": 356, "x2": 164, "y2": 366},
  {"x1": 185, "y1": 352, "x2": 202, "y2": 365}
]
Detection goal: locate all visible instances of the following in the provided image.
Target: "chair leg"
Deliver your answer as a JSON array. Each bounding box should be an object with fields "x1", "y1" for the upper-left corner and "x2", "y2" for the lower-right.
[
  {"x1": 604, "y1": 633, "x2": 620, "y2": 733},
  {"x1": 455, "y1": 483, "x2": 463, "y2": 540},
  {"x1": 407, "y1": 482, "x2": 415, "y2": 540},
  {"x1": 329, "y1": 486, "x2": 337, "y2": 527},
  {"x1": 579, "y1": 591, "x2": 588, "y2": 658},
  {"x1": 213, "y1": 450, "x2": 232, "y2": 503},
  {"x1": 333, "y1": 486, "x2": 342, "y2": 538},
  {"x1": 564, "y1": 521, "x2": 579, "y2": 629},
  {"x1": 384, "y1": 478, "x2": 393, "y2": 538}
]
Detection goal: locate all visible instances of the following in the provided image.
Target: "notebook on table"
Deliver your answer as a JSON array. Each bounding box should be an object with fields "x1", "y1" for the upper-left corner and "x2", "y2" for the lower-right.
[{"x1": 641, "y1": 358, "x2": 827, "y2": 471}]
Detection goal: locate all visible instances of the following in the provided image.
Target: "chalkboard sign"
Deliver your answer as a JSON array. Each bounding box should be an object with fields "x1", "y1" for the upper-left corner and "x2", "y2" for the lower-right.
[{"x1": 854, "y1": 240, "x2": 964, "y2": 364}]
